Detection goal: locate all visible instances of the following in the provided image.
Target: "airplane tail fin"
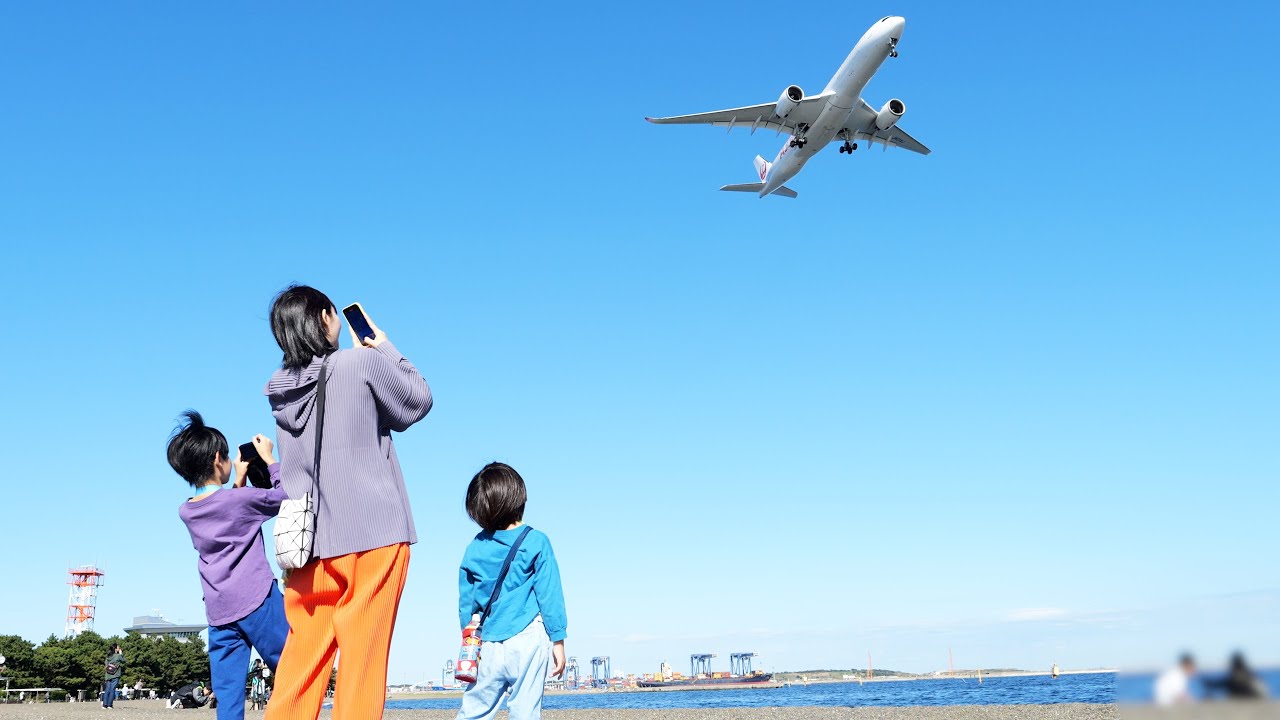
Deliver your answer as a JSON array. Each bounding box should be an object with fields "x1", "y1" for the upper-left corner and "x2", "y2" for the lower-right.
[
  {"x1": 719, "y1": 155, "x2": 796, "y2": 197},
  {"x1": 753, "y1": 154, "x2": 770, "y2": 182}
]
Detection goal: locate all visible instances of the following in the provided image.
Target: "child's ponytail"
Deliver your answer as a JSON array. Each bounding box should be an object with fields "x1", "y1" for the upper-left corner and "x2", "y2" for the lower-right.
[{"x1": 167, "y1": 410, "x2": 230, "y2": 486}]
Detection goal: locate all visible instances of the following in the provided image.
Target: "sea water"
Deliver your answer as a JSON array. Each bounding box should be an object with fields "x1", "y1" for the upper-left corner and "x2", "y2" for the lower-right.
[{"x1": 388, "y1": 671, "x2": 1117, "y2": 710}]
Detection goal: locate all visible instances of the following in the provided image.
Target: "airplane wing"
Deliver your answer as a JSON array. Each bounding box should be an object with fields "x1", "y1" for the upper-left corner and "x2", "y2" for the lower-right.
[
  {"x1": 646, "y1": 93, "x2": 834, "y2": 134},
  {"x1": 837, "y1": 99, "x2": 931, "y2": 155}
]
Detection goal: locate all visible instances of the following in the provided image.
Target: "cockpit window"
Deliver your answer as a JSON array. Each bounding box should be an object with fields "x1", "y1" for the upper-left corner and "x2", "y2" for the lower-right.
[{"x1": 880, "y1": 16, "x2": 890, "y2": 22}]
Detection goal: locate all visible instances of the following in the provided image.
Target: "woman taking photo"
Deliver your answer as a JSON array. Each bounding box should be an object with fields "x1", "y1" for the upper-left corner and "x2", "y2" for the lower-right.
[{"x1": 263, "y1": 285, "x2": 432, "y2": 720}]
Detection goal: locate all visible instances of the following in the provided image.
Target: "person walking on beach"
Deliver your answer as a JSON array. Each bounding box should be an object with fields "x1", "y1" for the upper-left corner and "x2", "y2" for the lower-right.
[
  {"x1": 456, "y1": 462, "x2": 567, "y2": 720},
  {"x1": 249, "y1": 659, "x2": 269, "y2": 710},
  {"x1": 103, "y1": 643, "x2": 124, "y2": 709},
  {"x1": 169, "y1": 412, "x2": 290, "y2": 720},
  {"x1": 264, "y1": 285, "x2": 432, "y2": 720}
]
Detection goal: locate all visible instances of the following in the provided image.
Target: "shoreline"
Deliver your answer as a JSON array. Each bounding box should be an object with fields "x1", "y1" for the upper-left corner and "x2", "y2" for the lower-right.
[
  {"x1": 0, "y1": 701, "x2": 1121, "y2": 719},
  {"x1": 387, "y1": 668, "x2": 1117, "y2": 700},
  {"x1": 783, "y1": 668, "x2": 1117, "y2": 685}
]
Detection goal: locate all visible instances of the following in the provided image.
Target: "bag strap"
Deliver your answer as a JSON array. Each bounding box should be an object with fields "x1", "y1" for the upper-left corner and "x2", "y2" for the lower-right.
[
  {"x1": 312, "y1": 354, "x2": 330, "y2": 498},
  {"x1": 478, "y1": 525, "x2": 533, "y2": 631}
]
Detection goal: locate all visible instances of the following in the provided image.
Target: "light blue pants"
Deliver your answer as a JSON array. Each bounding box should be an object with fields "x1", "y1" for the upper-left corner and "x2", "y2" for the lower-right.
[{"x1": 456, "y1": 616, "x2": 551, "y2": 720}]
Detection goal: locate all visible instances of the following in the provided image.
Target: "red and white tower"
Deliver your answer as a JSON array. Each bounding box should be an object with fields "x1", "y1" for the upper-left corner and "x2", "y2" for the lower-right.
[{"x1": 65, "y1": 565, "x2": 105, "y2": 637}]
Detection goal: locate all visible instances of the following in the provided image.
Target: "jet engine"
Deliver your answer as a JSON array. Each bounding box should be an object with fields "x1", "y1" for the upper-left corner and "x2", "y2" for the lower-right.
[
  {"x1": 774, "y1": 85, "x2": 804, "y2": 118},
  {"x1": 874, "y1": 98, "x2": 906, "y2": 130}
]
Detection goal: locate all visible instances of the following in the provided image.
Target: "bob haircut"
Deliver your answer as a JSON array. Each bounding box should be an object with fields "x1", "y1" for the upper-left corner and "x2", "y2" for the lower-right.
[
  {"x1": 466, "y1": 462, "x2": 527, "y2": 531},
  {"x1": 167, "y1": 410, "x2": 229, "y2": 487},
  {"x1": 270, "y1": 284, "x2": 336, "y2": 369}
]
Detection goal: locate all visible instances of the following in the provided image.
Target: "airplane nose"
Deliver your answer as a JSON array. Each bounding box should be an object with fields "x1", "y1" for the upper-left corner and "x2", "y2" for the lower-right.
[{"x1": 890, "y1": 16, "x2": 905, "y2": 37}]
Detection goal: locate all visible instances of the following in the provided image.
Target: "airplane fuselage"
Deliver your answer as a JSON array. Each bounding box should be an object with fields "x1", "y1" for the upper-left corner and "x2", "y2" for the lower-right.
[{"x1": 760, "y1": 16, "x2": 905, "y2": 197}]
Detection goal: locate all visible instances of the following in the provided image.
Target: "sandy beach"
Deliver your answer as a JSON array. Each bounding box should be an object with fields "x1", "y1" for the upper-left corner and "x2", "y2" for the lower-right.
[{"x1": 0, "y1": 700, "x2": 1118, "y2": 720}]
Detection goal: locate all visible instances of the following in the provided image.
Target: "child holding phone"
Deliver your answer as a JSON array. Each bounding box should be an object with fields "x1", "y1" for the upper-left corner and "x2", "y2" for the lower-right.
[
  {"x1": 168, "y1": 410, "x2": 290, "y2": 720},
  {"x1": 456, "y1": 462, "x2": 567, "y2": 720}
]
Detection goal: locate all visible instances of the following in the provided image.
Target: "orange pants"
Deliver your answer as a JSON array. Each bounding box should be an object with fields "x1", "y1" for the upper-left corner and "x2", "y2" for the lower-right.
[{"x1": 265, "y1": 543, "x2": 410, "y2": 720}]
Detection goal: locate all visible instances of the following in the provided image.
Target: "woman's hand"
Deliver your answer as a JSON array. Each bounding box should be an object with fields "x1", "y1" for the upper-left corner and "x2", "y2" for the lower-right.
[
  {"x1": 347, "y1": 315, "x2": 388, "y2": 349},
  {"x1": 232, "y1": 449, "x2": 249, "y2": 489},
  {"x1": 251, "y1": 434, "x2": 276, "y2": 464}
]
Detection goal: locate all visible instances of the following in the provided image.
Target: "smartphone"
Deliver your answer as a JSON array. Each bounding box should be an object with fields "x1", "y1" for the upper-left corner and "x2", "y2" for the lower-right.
[
  {"x1": 237, "y1": 442, "x2": 272, "y2": 489},
  {"x1": 343, "y1": 302, "x2": 376, "y2": 343}
]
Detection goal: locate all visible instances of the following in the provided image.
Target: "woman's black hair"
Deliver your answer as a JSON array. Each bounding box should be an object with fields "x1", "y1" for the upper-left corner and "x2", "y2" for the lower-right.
[
  {"x1": 466, "y1": 462, "x2": 528, "y2": 531},
  {"x1": 270, "y1": 284, "x2": 336, "y2": 369},
  {"x1": 166, "y1": 410, "x2": 229, "y2": 487}
]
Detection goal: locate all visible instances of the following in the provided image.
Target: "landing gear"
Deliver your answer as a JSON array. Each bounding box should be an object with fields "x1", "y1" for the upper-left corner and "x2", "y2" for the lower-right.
[
  {"x1": 788, "y1": 124, "x2": 810, "y2": 148},
  {"x1": 838, "y1": 141, "x2": 857, "y2": 154},
  {"x1": 889, "y1": 39, "x2": 899, "y2": 58}
]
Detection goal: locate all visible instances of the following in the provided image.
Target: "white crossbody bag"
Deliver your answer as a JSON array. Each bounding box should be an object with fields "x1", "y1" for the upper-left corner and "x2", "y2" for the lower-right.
[{"x1": 274, "y1": 355, "x2": 329, "y2": 570}]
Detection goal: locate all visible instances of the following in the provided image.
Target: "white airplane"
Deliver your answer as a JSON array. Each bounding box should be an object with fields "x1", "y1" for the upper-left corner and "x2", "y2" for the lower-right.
[{"x1": 646, "y1": 16, "x2": 929, "y2": 198}]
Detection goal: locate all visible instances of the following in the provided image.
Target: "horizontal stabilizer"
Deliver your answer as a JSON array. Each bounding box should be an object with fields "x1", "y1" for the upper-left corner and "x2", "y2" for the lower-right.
[{"x1": 719, "y1": 183, "x2": 798, "y2": 199}]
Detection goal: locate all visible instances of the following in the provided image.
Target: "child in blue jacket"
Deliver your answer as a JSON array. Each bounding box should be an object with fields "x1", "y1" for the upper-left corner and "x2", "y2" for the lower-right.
[{"x1": 456, "y1": 462, "x2": 567, "y2": 720}]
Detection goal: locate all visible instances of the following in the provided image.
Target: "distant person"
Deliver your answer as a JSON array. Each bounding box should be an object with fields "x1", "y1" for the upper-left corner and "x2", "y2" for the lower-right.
[
  {"x1": 103, "y1": 643, "x2": 124, "y2": 709},
  {"x1": 1204, "y1": 652, "x2": 1268, "y2": 700},
  {"x1": 134, "y1": 679, "x2": 144, "y2": 700},
  {"x1": 455, "y1": 462, "x2": 567, "y2": 720},
  {"x1": 263, "y1": 285, "x2": 433, "y2": 720},
  {"x1": 1154, "y1": 653, "x2": 1196, "y2": 706},
  {"x1": 168, "y1": 682, "x2": 214, "y2": 709},
  {"x1": 169, "y1": 412, "x2": 290, "y2": 720},
  {"x1": 249, "y1": 659, "x2": 269, "y2": 711}
]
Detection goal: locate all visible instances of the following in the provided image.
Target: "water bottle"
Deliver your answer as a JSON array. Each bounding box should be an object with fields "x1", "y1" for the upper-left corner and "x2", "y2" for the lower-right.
[{"x1": 455, "y1": 615, "x2": 482, "y2": 684}]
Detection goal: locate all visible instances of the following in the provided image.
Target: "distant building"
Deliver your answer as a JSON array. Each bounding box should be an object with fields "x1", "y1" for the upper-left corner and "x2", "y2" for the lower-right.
[{"x1": 123, "y1": 614, "x2": 205, "y2": 643}]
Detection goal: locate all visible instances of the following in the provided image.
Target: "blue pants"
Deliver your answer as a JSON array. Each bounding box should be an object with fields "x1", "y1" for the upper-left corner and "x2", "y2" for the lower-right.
[
  {"x1": 456, "y1": 616, "x2": 551, "y2": 720},
  {"x1": 208, "y1": 583, "x2": 288, "y2": 720},
  {"x1": 103, "y1": 678, "x2": 119, "y2": 707}
]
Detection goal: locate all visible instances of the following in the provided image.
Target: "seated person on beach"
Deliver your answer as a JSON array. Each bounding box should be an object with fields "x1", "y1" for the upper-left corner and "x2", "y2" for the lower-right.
[
  {"x1": 168, "y1": 682, "x2": 215, "y2": 709},
  {"x1": 1155, "y1": 653, "x2": 1196, "y2": 706},
  {"x1": 1203, "y1": 652, "x2": 1269, "y2": 700}
]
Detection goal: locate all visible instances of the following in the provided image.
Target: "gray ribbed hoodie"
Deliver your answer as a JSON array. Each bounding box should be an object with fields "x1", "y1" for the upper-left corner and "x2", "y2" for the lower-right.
[{"x1": 265, "y1": 341, "x2": 432, "y2": 559}]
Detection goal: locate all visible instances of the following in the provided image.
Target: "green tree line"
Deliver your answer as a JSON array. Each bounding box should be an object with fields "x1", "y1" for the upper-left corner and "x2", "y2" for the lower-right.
[{"x1": 0, "y1": 631, "x2": 210, "y2": 701}]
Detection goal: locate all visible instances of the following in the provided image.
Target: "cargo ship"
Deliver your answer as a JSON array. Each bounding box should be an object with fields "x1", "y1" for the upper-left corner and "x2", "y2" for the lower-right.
[
  {"x1": 637, "y1": 657, "x2": 774, "y2": 688},
  {"x1": 636, "y1": 671, "x2": 774, "y2": 688}
]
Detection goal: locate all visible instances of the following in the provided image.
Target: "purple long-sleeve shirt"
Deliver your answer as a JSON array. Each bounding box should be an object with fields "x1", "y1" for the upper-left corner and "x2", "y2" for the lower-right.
[
  {"x1": 265, "y1": 341, "x2": 432, "y2": 559},
  {"x1": 177, "y1": 464, "x2": 287, "y2": 626}
]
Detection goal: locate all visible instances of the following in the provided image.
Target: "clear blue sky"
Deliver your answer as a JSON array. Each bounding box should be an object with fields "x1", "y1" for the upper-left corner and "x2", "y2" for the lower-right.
[{"x1": 1, "y1": 1, "x2": 1276, "y2": 682}]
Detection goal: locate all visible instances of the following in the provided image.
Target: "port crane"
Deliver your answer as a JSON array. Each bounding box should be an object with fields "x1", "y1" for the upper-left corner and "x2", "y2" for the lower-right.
[
  {"x1": 691, "y1": 653, "x2": 717, "y2": 677},
  {"x1": 591, "y1": 656, "x2": 611, "y2": 688},
  {"x1": 565, "y1": 657, "x2": 580, "y2": 689},
  {"x1": 730, "y1": 652, "x2": 758, "y2": 676}
]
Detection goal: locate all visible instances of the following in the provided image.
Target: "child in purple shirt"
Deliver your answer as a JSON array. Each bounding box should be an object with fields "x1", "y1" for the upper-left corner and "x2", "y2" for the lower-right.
[{"x1": 169, "y1": 410, "x2": 290, "y2": 720}]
